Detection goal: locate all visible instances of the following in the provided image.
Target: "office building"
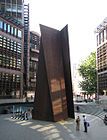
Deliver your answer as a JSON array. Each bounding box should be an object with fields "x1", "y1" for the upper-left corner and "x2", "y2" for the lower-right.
[
  {"x1": 0, "y1": 0, "x2": 24, "y2": 24},
  {"x1": 23, "y1": 3, "x2": 30, "y2": 96},
  {"x1": 0, "y1": 13, "x2": 24, "y2": 98},
  {"x1": 28, "y1": 31, "x2": 40, "y2": 96},
  {"x1": 95, "y1": 17, "x2": 107, "y2": 96},
  {"x1": 0, "y1": 0, "x2": 40, "y2": 99},
  {"x1": 0, "y1": 0, "x2": 29, "y2": 99}
]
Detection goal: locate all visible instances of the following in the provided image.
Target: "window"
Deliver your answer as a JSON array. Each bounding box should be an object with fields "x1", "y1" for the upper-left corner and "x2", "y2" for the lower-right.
[
  {"x1": 12, "y1": 0, "x2": 17, "y2": 4},
  {"x1": 14, "y1": 28, "x2": 17, "y2": 36},
  {"x1": 99, "y1": 33, "x2": 101, "y2": 44},
  {"x1": 7, "y1": 0, "x2": 11, "y2": 3},
  {"x1": 3, "y1": 37, "x2": 6, "y2": 48},
  {"x1": 17, "y1": 59, "x2": 21, "y2": 69},
  {"x1": 12, "y1": 4, "x2": 17, "y2": 12},
  {"x1": 1, "y1": 4, "x2": 5, "y2": 12},
  {"x1": 104, "y1": 29, "x2": 106, "y2": 41},
  {"x1": 18, "y1": 29, "x2": 22, "y2": 38},
  {"x1": 6, "y1": 4, "x2": 11, "y2": 12},
  {"x1": 7, "y1": 24, "x2": 10, "y2": 33},
  {"x1": 10, "y1": 40, "x2": 14, "y2": 51},
  {"x1": 7, "y1": 38, "x2": 10, "y2": 49},
  {"x1": 16, "y1": 75, "x2": 20, "y2": 82},
  {"x1": 101, "y1": 31, "x2": 103, "y2": 43},
  {"x1": 17, "y1": 43, "x2": 21, "y2": 48},
  {"x1": 14, "y1": 41, "x2": 17, "y2": 52},
  {"x1": 97, "y1": 35, "x2": 99, "y2": 46},
  {"x1": 4, "y1": 23, "x2": 7, "y2": 31},
  {"x1": 11, "y1": 26, "x2": 14, "y2": 35},
  {"x1": 0, "y1": 20, "x2": 3, "y2": 29},
  {"x1": 6, "y1": 56, "x2": 10, "y2": 67},
  {"x1": 17, "y1": 5, "x2": 22, "y2": 12},
  {"x1": 12, "y1": 74, "x2": 15, "y2": 82}
]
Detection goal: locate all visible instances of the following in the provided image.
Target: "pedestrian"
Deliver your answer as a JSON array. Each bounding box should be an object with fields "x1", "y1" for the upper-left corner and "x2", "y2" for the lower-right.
[
  {"x1": 26, "y1": 97, "x2": 29, "y2": 102},
  {"x1": 27, "y1": 108, "x2": 32, "y2": 120},
  {"x1": 83, "y1": 115, "x2": 88, "y2": 132},
  {"x1": 76, "y1": 105, "x2": 80, "y2": 112},
  {"x1": 76, "y1": 116, "x2": 80, "y2": 131},
  {"x1": 31, "y1": 95, "x2": 33, "y2": 100},
  {"x1": 104, "y1": 115, "x2": 107, "y2": 125}
]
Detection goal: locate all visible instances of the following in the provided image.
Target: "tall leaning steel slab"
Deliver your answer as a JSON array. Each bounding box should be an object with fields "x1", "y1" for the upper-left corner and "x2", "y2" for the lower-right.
[{"x1": 32, "y1": 25, "x2": 74, "y2": 122}]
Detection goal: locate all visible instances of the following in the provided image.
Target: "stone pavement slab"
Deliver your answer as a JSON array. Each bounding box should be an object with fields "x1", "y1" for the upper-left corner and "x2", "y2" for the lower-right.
[{"x1": 0, "y1": 113, "x2": 107, "y2": 140}]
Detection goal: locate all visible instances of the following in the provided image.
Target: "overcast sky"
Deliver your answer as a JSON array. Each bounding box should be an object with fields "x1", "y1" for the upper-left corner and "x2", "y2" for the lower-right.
[{"x1": 25, "y1": 0, "x2": 107, "y2": 64}]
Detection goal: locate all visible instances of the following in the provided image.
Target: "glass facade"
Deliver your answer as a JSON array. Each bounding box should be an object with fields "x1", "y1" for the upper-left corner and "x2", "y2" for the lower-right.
[
  {"x1": 0, "y1": 19, "x2": 22, "y2": 38},
  {"x1": 0, "y1": 0, "x2": 23, "y2": 24},
  {"x1": 23, "y1": 4, "x2": 29, "y2": 93},
  {"x1": 29, "y1": 32, "x2": 40, "y2": 91},
  {"x1": 96, "y1": 20, "x2": 107, "y2": 95},
  {"x1": 0, "y1": 73, "x2": 20, "y2": 97},
  {"x1": 0, "y1": 1, "x2": 30, "y2": 99},
  {"x1": 0, "y1": 16, "x2": 23, "y2": 98},
  {"x1": 97, "y1": 43, "x2": 107, "y2": 72},
  {"x1": 98, "y1": 73, "x2": 107, "y2": 94},
  {"x1": 0, "y1": 35, "x2": 22, "y2": 70},
  {"x1": 97, "y1": 28, "x2": 107, "y2": 46}
]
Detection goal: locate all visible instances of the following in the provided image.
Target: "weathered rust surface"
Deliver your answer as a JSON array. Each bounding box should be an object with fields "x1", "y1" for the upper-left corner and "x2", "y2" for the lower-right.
[{"x1": 32, "y1": 25, "x2": 74, "y2": 121}]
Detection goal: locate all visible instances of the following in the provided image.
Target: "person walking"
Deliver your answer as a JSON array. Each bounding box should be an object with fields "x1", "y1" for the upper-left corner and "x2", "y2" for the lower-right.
[
  {"x1": 76, "y1": 116, "x2": 80, "y2": 131},
  {"x1": 76, "y1": 105, "x2": 80, "y2": 112},
  {"x1": 83, "y1": 115, "x2": 88, "y2": 132}
]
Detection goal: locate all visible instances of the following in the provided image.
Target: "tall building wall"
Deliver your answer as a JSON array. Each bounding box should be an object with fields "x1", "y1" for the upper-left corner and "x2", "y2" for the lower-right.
[
  {"x1": 0, "y1": 15, "x2": 24, "y2": 98},
  {"x1": 29, "y1": 31, "x2": 40, "y2": 92},
  {"x1": 0, "y1": 0, "x2": 26, "y2": 99},
  {"x1": 0, "y1": 0, "x2": 24, "y2": 24},
  {"x1": 23, "y1": 4, "x2": 30, "y2": 95},
  {"x1": 95, "y1": 18, "x2": 107, "y2": 95},
  {"x1": 0, "y1": 0, "x2": 39, "y2": 99}
]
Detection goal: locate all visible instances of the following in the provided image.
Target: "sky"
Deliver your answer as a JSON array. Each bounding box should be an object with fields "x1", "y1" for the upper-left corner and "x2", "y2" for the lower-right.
[{"x1": 25, "y1": 0, "x2": 107, "y2": 65}]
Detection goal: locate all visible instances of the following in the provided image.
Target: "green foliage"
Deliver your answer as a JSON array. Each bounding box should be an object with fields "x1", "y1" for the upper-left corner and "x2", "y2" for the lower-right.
[{"x1": 78, "y1": 52, "x2": 97, "y2": 94}]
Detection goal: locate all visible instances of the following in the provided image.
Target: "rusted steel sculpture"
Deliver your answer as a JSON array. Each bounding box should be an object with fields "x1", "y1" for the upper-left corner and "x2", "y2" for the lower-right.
[{"x1": 32, "y1": 25, "x2": 74, "y2": 121}]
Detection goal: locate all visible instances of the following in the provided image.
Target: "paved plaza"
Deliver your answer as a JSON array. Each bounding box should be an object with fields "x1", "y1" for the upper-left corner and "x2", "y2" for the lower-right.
[{"x1": 0, "y1": 113, "x2": 107, "y2": 140}]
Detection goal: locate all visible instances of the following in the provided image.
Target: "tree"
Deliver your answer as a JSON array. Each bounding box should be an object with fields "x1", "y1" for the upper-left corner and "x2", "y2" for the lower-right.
[{"x1": 78, "y1": 52, "x2": 97, "y2": 96}]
